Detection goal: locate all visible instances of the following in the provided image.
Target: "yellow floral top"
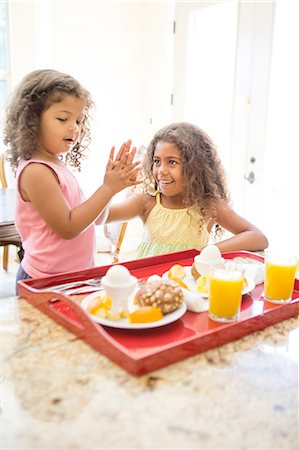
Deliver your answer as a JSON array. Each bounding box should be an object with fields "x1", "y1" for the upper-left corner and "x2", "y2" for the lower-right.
[{"x1": 136, "y1": 192, "x2": 209, "y2": 258}]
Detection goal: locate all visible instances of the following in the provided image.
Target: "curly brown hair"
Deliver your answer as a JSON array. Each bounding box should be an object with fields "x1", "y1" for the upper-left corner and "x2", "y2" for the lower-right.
[
  {"x1": 3, "y1": 69, "x2": 94, "y2": 171},
  {"x1": 143, "y1": 122, "x2": 231, "y2": 234}
]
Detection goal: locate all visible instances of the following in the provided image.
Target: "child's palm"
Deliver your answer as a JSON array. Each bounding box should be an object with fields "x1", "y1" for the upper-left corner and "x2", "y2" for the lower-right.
[{"x1": 104, "y1": 146, "x2": 141, "y2": 194}]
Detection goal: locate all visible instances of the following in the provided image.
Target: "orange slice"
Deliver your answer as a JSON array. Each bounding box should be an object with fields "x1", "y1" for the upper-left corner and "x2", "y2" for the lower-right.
[
  {"x1": 196, "y1": 275, "x2": 209, "y2": 293},
  {"x1": 170, "y1": 276, "x2": 190, "y2": 290},
  {"x1": 168, "y1": 264, "x2": 186, "y2": 280},
  {"x1": 129, "y1": 306, "x2": 163, "y2": 323}
]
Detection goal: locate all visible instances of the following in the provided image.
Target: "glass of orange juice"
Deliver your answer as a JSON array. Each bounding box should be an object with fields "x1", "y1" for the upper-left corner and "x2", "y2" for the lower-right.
[
  {"x1": 208, "y1": 265, "x2": 244, "y2": 323},
  {"x1": 264, "y1": 250, "x2": 297, "y2": 304}
]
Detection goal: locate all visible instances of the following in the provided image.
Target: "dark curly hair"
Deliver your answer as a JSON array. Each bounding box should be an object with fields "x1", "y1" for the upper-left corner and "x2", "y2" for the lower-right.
[
  {"x1": 143, "y1": 122, "x2": 231, "y2": 235},
  {"x1": 3, "y1": 69, "x2": 94, "y2": 171}
]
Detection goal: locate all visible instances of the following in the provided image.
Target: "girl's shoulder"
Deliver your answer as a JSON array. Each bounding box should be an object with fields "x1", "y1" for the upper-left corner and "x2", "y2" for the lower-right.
[
  {"x1": 130, "y1": 192, "x2": 156, "y2": 222},
  {"x1": 18, "y1": 158, "x2": 63, "y2": 178}
]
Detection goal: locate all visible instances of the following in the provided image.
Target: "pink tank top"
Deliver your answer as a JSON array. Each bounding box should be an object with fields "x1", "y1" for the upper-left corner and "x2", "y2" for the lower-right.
[{"x1": 16, "y1": 159, "x2": 95, "y2": 278}]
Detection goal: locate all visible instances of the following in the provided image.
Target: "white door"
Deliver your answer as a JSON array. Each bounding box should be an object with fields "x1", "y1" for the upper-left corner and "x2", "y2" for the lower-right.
[
  {"x1": 252, "y1": 0, "x2": 299, "y2": 253},
  {"x1": 172, "y1": 0, "x2": 299, "y2": 254},
  {"x1": 172, "y1": 0, "x2": 239, "y2": 167}
]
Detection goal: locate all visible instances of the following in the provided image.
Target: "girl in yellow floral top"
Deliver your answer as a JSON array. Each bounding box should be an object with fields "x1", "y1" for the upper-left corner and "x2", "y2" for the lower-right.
[{"x1": 106, "y1": 122, "x2": 268, "y2": 258}]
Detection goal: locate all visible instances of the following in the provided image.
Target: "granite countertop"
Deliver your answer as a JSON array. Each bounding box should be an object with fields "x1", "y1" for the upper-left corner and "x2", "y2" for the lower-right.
[{"x1": 1, "y1": 296, "x2": 298, "y2": 450}]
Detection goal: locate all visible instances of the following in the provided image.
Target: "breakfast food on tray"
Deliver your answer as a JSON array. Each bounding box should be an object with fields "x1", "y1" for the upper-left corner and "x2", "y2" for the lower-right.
[
  {"x1": 103, "y1": 265, "x2": 134, "y2": 285},
  {"x1": 87, "y1": 294, "x2": 112, "y2": 318},
  {"x1": 191, "y1": 263, "x2": 201, "y2": 280},
  {"x1": 101, "y1": 265, "x2": 138, "y2": 319},
  {"x1": 129, "y1": 306, "x2": 163, "y2": 323},
  {"x1": 135, "y1": 280, "x2": 183, "y2": 314},
  {"x1": 167, "y1": 264, "x2": 190, "y2": 289},
  {"x1": 193, "y1": 245, "x2": 225, "y2": 279},
  {"x1": 196, "y1": 275, "x2": 209, "y2": 294},
  {"x1": 168, "y1": 264, "x2": 186, "y2": 280}
]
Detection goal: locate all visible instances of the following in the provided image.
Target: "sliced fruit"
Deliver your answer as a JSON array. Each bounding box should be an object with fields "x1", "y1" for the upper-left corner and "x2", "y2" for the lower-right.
[
  {"x1": 87, "y1": 295, "x2": 104, "y2": 314},
  {"x1": 87, "y1": 294, "x2": 112, "y2": 316},
  {"x1": 101, "y1": 294, "x2": 112, "y2": 310},
  {"x1": 106, "y1": 311, "x2": 121, "y2": 321},
  {"x1": 168, "y1": 264, "x2": 186, "y2": 280},
  {"x1": 94, "y1": 307, "x2": 107, "y2": 318},
  {"x1": 121, "y1": 310, "x2": 129, "y2": 318},
  {"x1": 196, "y1": 275, "x2": 209, "y2": 293},
  {"x1": 129, "y1": 306, "x2": 163, "y2": 323},
  {"x1": 170, "y1": 276, "x2": 190, "y2": 290}
]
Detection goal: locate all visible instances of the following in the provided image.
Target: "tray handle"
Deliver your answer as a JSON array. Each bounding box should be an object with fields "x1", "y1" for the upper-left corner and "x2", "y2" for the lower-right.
[
  {"x1": 18, "y1": 287, "x2": 112, "y2": 344},
  {"x1": 18, "y1": 285, "x2": 141, "y2": 371}
]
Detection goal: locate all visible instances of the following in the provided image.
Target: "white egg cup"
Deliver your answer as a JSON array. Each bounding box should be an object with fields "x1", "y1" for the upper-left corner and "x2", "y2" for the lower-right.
[{"x1": 101, "y1": 275, "x2": 138, "y2": 315}]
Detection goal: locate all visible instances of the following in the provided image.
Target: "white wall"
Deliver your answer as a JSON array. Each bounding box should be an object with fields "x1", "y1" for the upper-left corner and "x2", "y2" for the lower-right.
[{"x1": 7, "y1": 0, "x2": 174, "y2": 195}]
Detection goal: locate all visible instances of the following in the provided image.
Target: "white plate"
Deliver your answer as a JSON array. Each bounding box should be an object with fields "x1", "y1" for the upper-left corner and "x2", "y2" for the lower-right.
[
  {"x1": 80, "y1": 291, "x2": 187, "y2": 329},
  {"x1": 163, "y1": 266, "x2": 256, "y2": 298}
]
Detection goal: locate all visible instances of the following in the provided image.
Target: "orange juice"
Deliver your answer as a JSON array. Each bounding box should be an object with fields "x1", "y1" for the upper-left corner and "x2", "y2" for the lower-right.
[
  {"x1": 264, "y1": 260, "x2": 296, "y2": 303},
  {"x1": 209, "y1": 269, "x2": 243, "y2": 322}
]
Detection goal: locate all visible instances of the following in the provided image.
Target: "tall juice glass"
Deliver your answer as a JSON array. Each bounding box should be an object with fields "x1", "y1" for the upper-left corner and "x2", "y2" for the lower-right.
[
  {"x1": 209, "y1": 267, "x2": 244, "y2": 323},
  {"x1": 264, "y1": 251, "x2": 297, "y2": 304}
]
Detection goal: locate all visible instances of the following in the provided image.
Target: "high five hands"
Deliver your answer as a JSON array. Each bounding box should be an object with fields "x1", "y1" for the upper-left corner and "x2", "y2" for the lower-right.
[{"x1": 103, "y1": 139, "x2": 142, "y2": 195}]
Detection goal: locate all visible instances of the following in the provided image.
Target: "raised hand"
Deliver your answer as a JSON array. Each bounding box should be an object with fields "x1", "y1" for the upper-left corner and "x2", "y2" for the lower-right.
[{"x1": 103, "y1": 140, "x2": 142, "y2": 194}]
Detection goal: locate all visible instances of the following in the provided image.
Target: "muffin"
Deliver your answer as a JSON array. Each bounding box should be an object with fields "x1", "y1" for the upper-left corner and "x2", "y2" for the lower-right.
[{"x1": 135, "y1": 280, "x2": 183, "y2": 314}]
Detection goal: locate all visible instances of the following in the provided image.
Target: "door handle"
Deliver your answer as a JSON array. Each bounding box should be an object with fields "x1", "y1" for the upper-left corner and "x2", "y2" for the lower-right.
[{"x1": 244, "y1": 171, "x2": 255, "y2": 184}]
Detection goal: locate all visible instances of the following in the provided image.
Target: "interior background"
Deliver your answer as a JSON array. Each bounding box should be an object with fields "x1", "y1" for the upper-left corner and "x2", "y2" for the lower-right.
[{"x1": 1, "y1": 0, "x2": 298, "y2": 255}]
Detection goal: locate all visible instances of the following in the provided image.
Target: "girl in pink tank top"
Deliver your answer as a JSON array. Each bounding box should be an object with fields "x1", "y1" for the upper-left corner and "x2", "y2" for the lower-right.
[{"x1": 3, "y1": 69, "x2": 141, "y2": 290}]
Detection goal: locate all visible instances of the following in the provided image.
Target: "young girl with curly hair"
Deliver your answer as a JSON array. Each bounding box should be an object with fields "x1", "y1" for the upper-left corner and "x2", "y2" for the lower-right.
[
  {"x1": 3, "y1": 69, "x2": 140, "y2": 284},
  {"x1": 106, "y1": 122, "x2": 268, "y2": 257}
]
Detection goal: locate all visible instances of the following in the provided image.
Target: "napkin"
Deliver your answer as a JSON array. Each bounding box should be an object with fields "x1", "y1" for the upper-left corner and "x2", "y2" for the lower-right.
[{"x1": 232, "y1": 257, "x2": 264, "y2": 285}]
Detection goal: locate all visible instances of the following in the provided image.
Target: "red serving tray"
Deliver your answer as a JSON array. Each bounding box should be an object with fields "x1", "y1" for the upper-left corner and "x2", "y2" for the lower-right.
[{"x1": 18, "y1": 249, "x2": 299, "y2": 376}]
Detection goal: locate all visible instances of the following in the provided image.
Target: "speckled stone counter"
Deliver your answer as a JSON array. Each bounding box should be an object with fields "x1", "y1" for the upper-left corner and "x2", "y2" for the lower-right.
[{"x1": 1, "y1": 296, "x2": 298, "y2": 450}]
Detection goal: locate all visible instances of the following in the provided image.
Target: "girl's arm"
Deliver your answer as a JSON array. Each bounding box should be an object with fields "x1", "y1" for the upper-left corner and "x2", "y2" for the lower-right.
[
  {"x1": 208, "y1": 203, "x2": 269, "y2": 252},
  {"x1": 105, "y1": 193, "x2": 148, "y2": 223},
  {"x1": 95, "y1": 203, "x2": 111, "y2": 225},
  {"x1": 19, "y1": 145, "x2": 141, "y2": 239}
]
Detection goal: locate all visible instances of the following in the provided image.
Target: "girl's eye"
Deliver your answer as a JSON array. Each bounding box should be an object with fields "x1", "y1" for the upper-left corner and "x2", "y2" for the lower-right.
[
  {"x1": 57, "y1": 118, "x2": 67, "y2": 122},
  {"x1": 153, "y1": 159, "x2": 160, "y2": 165},
  {"x1": 169, "y1": 160, "x2": 177, "y2": 166}
]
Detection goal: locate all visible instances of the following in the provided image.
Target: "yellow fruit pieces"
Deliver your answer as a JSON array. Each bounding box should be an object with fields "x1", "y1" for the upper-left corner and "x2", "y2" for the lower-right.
[
  {"x1": 196, "y1": 275, "x2": 209, "y2": 293},
  {"x1": 106, "y1": 311, "x2": 121, "y2": 321},
  {"x1": 87, "y1": 294, "x2": 112, "y2": 317},
  {"x1": 167, "y1": 264, "x2": 189, "y2": 289},
  {"x1": 168, "y1": 264, "x2": 186, "y2": 280},
  {"x1": 129, "y1": 306, "x2": 163, "y2": 323},
  {"x1": 169, "y1": 276, "x2": 190, "y2": 290}
]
